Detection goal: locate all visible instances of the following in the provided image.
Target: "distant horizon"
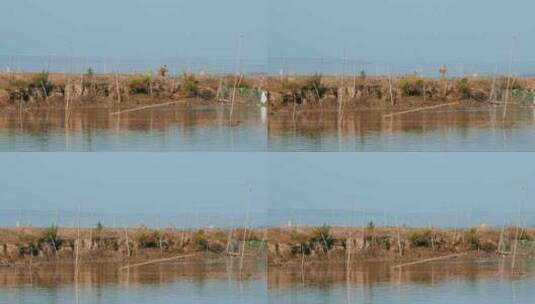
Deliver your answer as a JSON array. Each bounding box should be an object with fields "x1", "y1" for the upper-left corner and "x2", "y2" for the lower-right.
[{"x1": 2, "y1": 0, "x2": 534, "y2": 75}]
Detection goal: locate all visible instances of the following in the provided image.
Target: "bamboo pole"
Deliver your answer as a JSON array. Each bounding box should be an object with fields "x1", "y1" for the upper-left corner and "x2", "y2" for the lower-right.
[
  {"x1": 110, "y1": 100, "x2": 185, "y2": 115},
  {"x1": 124, "y1": 226, "x2": 130, "y2": 257},
  {"x1": 396, "y1": 221, "x2": 402, "y2": 257},
  {"x1": 383, "y1": 102, "x2": 459, "y2": 118},
  {"x1": 511, "y1": 225, "x2": 521, "y2": 272},
  {"x1": 503, "y1": 36, "x2": 516, "y2": 121},
  {"x1": 388, "y1": 66, "x2": 394, "y2": 106},
  {"x1": 392, "y1": 252, "x2": 468, "y2": 269},
  {"x1": 119, "y1": 254, "x2": 197, "y2": 271}
]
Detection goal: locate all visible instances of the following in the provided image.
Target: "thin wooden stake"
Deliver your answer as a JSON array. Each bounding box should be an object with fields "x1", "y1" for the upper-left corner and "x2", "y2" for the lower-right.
[{"x1": 392, "y1": 252, "x2": 468, "y2": 269}]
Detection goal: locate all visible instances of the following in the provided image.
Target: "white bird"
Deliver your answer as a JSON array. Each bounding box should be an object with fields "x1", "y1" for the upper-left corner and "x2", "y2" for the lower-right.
[{"x1": 260, "y1": 91, "x2": 268, "y2": 105}]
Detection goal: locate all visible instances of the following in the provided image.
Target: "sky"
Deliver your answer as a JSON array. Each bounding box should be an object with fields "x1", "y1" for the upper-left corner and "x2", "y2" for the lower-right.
[
  {"x1": 1, "y1": 0, "x2": 534, "y2": 74},
  {"x1": 0, "y1": 153, "x2": 268, "y2": 227},
  {"x1": 1, "y1": 153, "x2": 534, "y2": 227}
]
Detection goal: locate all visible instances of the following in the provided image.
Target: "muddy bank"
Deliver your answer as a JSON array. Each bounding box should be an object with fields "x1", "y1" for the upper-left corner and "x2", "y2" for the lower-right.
[
  {"x1": 1, "y1": 72, "x2": 534, "y2": 111},
  {"x1": 268, "y1": 226, "x2": 535, "y2": 266},
  {"x1": 0, "y1": 227, "x2": 266, "y2": 267},
  {"x1": 0, "y1": 71, "x2": 265, "y2": 110}
]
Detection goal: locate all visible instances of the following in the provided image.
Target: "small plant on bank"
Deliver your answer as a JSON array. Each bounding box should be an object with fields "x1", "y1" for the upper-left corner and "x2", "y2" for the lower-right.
[
  {"x1": 455, "y1": 77, "x2": 471, "y2": 99},
  {"x1": 128, "y1": 75, "x2": 151, "y2": 94},
  {"x1": 407, "y1": 229, "x2": 433, "y2": 247},
  {"x1": 86, "y1": 67, "x2": 94, "y2": 78},
  {"x1": 136, "y1": 226, "x2": 160, "y2": 248},
  {"x1": 180, "y1": 72, "x2": 199, "y2": 97},
  {"x1": 301, "y1": 73, "x2": 327, "y2": 100},
  {"x1": 309, "y1": 224, "x2": 334, "y2": 253},
  {"x1": 193, "y1": 229, "x2": 208, "y2": 251},
  {"x1": 41, "y1": 224, "x2": 62, "y2": 248},
  {"x1": 399, "y1": 75, "x2": 425, "y2": 97},
  {"x1": 464, "y1": 228, "x2": 480, "y2": 250}
]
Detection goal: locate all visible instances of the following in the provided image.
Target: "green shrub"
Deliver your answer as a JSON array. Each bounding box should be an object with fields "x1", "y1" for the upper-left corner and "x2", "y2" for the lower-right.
[
  {"x1": 309, "y1": 225, "x2": 334, "y2": 252},
  {"x1": 464, "y1": 228, "x2": 480, "y2": 250},
  {"x1": 407, "y1": 229, "x2": 433, "y2": 247},
  {"x1": 193, "y1": 229, "x2": 208, "y2": 251},
  {"x1": 128, "y1": 75, "x2": 151, "y2": 94},
  {"x1": 136, "y1": 227, "x2": 160, "y2": 248},
  {"x1": 301, "y1": 73, "x2": 326, "y2": 99},
  {"x1": 41, "y1": 224, "x2": 62, "y2": 248},
  {"x1": 455, "y1": 78, "x2": 471, "y2": 99},
  {"x1": 399, "y1": 75, "x2": 425, "y2": 96},
  {"x1": 180, "y1": 73, "x2": 199, "y2": 96}
]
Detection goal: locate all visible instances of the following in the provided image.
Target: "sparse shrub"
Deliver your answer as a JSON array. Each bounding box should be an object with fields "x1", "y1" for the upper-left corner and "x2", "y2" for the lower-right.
[
  {"x1": 180, "y1": 72, "x2": 199, "y2": 97},
  {"x1": 309, "y1": 225, "x2": 334, "y2": 252},
  {"x1": 407, "y1": 229, "x2": 433, "y2": 247},
  {"x1": 359, "y1": 70, "x2": 366, "y2": 80},
  {"x1": 128, "y1": 75, "x2": 151, "y2": 94},
  {"x1": 455, "y1": 77, "x2": 471, "y2": 99},
  {"x1": 399, "y1": 75, "x2": 425, "y2": 97},
  {"x1": 193, "y1": 229, "x2": 208, "y2": 251},
  {"x1": 96, "y1": 221, "x2": 103, "y2": 232},
  {"x1": 366, "y1": 221, "x2": 375, "y2": 230},
  {"x1": 86, "y1": 67, "x2": 94, "y2": 77},
  {"x1": 95, "y1": 83, "x2": 109, "y2": 96},
  {"x1": 464, "y1": 228, "x2": 480, "y2": 250},
  {"x1": 136, "y1": 227, "x2": 160, "y2": 248},
  {"x1": 41, "y1": 224, "x2": 62, "y2": 248},
  {"x1": 301, "y1": 73, "x2": 326, "y2": 100}
]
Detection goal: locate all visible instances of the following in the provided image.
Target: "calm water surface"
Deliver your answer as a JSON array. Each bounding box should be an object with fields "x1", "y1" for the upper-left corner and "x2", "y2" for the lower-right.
[
  {"x1": 0, "y1": 104, "x2": 268, "y2": 151},
  {"x1": 268, "y1": 106, "x2": 535, "y2": 151},
  {"x1": 1, "y1": 259, "x2": 533, "y2": 303},
  {"x1": 269, "y1": 259, "x2": 535, "y2": 304},
  {"x1": 1, "y1": 104, "x2": 534, "y2": 151},
  {"x1": 0, "y1": 260, "x2": 266, "y2": 304}
]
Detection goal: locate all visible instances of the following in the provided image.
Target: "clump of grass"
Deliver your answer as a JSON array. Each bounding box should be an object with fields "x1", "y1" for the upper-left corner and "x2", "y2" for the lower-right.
[
  {"x1": 301, "y1": 73, "x2": 326, "y2": 100},
  {"x1": 86, "y1": 67, "x2": 94, "y2": 78},
  {"x1": 135, "y1": 226, "x2": 160, "y2": 248},
  {"x1": 464, "y1": 228, "x2": 480, "y2": 250},
  {"x1": 128, "y1": 75, "x2": 151, "y2": 94},
  {"x1": 193, "y1": 229, "x2": 208, "y2": 251},
  {"x1": 309, "y1": 224, "x2": 334, "y2": 253},
  {"x1": 407, "y1": 229, "x2": 433, "y2": 247},
  {"x1": 455, "y1": 77, "x2": 471, "y2": 99},
  {"x1": 399, "y1": 75, "x2": 425, "y2": 97},
  {"x1": 180, "y1": 72, "x2": 199, "y2": 97}
]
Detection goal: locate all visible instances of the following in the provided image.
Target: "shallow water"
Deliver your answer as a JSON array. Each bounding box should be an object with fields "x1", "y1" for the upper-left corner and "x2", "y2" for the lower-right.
[
  {"x1": 268, "y1": 106, "x2": 535, "y2": 151},
  {"x1": 1, "y1": 259, "x2": 533, "y2": 303},
  {"x1": 0, "y1": 104, "x2": 268, "y2": 151},
  {"x1": 0, "y1": 260, "x2": 267, "y2": 304},
  {"x1": 1, "y1": 104, "x2": 534, "y2": 151},
  {"x1": 269, "y1": 259, "x2": 535, "y2": 304}
]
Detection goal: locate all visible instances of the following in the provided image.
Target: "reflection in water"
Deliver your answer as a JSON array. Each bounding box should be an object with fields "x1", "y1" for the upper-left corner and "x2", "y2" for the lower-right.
[
  {"x1": 0, "y1": 260, "x2": 266, "y2": 304},
  {"x1": 1, "y1": 259, "x2": 534, "y2": 303},
  {"x1": 268, "y1": 106, "x2": 535, "y2": 151},
  {"x1": 269, "y1": 259, "x2": 535, "y2": 304},
  {"x1": 0, "y1": 104, "x2": 267, "y2": 151}
]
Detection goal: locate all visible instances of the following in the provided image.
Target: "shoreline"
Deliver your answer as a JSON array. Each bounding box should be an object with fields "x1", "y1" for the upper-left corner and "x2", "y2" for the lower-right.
[
  {"x1": 1, "y1": 72, "x2": 533, "y2": 112},
  {"x1": 1, "y1": 226, "x2": 534, "y2": 267}
]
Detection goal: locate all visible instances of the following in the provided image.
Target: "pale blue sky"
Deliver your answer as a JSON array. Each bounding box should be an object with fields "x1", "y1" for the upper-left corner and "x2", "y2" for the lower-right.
[
  {"x1": 0, "y1": 153, "x2": 534, "y2": 227},
  {"x1": 1, "y1": 0, "x2": 534, "y2": 73}
]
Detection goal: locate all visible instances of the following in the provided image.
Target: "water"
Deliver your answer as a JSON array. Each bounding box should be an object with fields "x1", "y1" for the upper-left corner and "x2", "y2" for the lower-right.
[
  {"x1": 0, "y1": 104, "x2": 268, "y2": 151},
  {"x1": 268, "y1": 106, "x2": 535, "y2": 151},
  {"x1": 1, "y1": 104, "x2": 535, "y2": 151},
  {"x1": 1, "y1": 259, "x2": 533, "y2": 303},
  {"x1": 269, "y1": 259, "x2": 535, "y2": 304},
  {"x1": 0, "y1": 261, "x2": 267, "y2": 304}
]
